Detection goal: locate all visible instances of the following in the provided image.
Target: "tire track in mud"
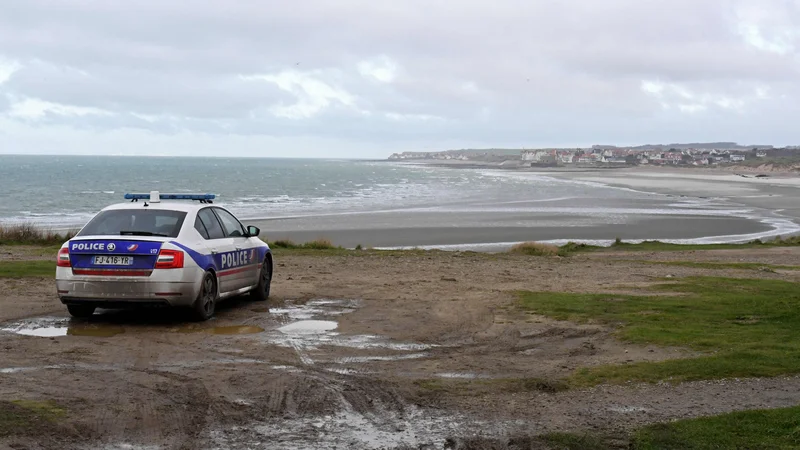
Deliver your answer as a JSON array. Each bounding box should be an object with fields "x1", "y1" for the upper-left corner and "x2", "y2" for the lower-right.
[{"x1": 76, "y1": 325, "x2": 218, "y2": 450}]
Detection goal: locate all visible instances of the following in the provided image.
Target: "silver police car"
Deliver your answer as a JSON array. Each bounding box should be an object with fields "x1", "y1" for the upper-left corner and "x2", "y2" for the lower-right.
[{"x1": 56, "y1": 192, "x2": 273, "y2": 320}]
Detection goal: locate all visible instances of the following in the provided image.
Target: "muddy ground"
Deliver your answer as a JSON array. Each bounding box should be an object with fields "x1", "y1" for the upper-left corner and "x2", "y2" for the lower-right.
[{"x1": 2, "y1": 246, "x2": 800, "y2": 449}]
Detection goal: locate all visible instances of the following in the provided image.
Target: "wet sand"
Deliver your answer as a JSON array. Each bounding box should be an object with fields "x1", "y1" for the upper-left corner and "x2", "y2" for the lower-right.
[
  {"x1": 251, "y1": 167, "x2": 800, "y2": 249},
  {"x1": 546, "y1": 167, "x2": 800, "y2": 220},
  {"x1": 255, "y1": 216, "x2": 769, "y2": 250}
]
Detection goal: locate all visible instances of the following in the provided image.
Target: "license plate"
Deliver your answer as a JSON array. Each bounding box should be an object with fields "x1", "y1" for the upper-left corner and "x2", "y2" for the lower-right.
[{"x1": 93, "y1": 256, "x2": 134, "y2": 266}]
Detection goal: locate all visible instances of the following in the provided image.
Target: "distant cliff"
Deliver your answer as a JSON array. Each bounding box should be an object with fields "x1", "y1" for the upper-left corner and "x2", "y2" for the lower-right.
[{"x1": 388, "y1": 149, "x2": 521, "y2": 162}]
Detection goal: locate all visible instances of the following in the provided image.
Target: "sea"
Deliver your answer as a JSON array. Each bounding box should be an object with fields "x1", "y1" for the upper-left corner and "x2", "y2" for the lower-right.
[{"x1": 0, "y1": 155, "x2": 796, "y2": 247}]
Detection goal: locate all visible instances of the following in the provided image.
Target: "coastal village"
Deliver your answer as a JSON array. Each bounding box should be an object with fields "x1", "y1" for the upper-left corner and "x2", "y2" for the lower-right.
[{"x1": 389, "y1": 143, "x2": 800, "y2": 167}]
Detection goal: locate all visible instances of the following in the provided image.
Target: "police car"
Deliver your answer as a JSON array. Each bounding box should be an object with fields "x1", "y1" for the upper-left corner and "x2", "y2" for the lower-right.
[{"x1": 55, "y1": 192, "x2": 273, "y2": 321}]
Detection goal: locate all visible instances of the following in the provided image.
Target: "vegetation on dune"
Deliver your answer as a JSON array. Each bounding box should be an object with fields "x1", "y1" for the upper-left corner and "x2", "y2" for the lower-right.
[
  {"x1": 507, "y1": 236, "x2": 800, "y2": 257},
  {"x1": 633, "y1": 260, "x2": 800, "y2": 271},
  {"x1": 605, "y1": 236, "x2": 800, "y2": 252},
  {"x1": 267, "y1": 238, "x2": 340, "y2": 250},
  {"x1": 0, "y1": 223, "x2": 76, "y2": 246},
  {"x1": 508, "y1": 241, "x2": 560, "y2": 256},
  {"x1": 518, "y1": 277, "x2": 800, "y2": 386}
]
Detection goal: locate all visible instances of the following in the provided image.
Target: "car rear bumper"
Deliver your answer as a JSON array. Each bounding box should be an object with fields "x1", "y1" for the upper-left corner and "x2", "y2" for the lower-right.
[{"x1": 56, "y1": 279, "x2": 199, "y2": 307}]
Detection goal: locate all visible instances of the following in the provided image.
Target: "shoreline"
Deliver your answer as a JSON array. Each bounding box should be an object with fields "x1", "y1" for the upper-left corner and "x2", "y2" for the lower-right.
[
  {"x1": 4, "y1": 164, "x2": 800, "y2": 251},
  {"x1": 248, "y1": 166, "x2": 800, "y2": 250}
]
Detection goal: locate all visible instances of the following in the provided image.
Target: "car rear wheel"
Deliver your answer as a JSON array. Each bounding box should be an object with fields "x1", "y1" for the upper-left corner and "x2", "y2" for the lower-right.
[
  {"x1": 67, "y1": 304, "x2": 96, "y2": 318},
  {"x1": 192, "y1": 272, "x2": 217, "y2": 321},
  {"x1": 249, "y1": 258, "x2": 272, "y2": 302}
]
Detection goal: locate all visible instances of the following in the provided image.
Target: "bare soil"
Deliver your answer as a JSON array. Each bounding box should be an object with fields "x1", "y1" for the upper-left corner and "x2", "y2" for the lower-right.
[{"x1": 2, "y1": 246, "x2": 800, "y2": 449}]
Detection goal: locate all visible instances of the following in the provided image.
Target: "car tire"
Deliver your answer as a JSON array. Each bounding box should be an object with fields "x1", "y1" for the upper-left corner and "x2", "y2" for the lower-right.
[
  {"x1": 192, "y1": 271, "x2": 217, "y2": 321},
  {"x1": 249, "y1": 258, "x2": 272, "y2": 302},
  {"x1": 67, "y1": 305, "x2": 96, "y2": 318}
]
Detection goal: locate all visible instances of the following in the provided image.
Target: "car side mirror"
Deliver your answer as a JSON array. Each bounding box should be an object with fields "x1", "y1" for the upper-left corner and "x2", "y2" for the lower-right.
[{"x1": 247, "y1": 225, "x2": 260, "y2": 237}]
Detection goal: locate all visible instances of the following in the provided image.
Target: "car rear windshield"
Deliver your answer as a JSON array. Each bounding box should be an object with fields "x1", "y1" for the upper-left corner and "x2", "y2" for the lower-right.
[{"x1": 77, "y1": 209, "x2": 187, "y2": 238}]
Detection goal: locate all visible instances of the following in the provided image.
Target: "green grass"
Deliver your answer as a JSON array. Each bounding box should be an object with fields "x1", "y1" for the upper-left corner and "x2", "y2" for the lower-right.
[
  {"x1": 541, "y1": 432, "x2": 614, "y2": 450},
  {"x1": 518, "y1": 277, "x2": 800, "y2": 385},
  {"x1": 634, "y1": 260, "x2": 800, "y2": 271},
  {"x1": 0, "y1": 400, "x2": 66, "y2": 437},
  {"x1": 632, "y1": 405, "x2": 800, "y2": 449},
  {"x1": 0, "y1": 260, "x2": 56, "y2": 277}
]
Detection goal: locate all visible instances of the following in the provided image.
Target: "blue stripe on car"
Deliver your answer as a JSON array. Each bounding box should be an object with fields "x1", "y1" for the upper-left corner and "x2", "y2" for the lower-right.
[
  {"x1": 169, "y1": 241, "x2": 215, "y2": 271},
  {"x1": 169, "y1": 241, "x2": 270, "y2": 273}
]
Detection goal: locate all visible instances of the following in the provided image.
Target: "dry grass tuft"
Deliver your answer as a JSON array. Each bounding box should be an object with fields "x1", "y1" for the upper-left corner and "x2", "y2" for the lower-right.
[
  {"x1": 0, "y1": 222, "x2": 76, "y2": 245},
  {"x1": 508, "y1": 241, "x2": 560, "y2": 256}
]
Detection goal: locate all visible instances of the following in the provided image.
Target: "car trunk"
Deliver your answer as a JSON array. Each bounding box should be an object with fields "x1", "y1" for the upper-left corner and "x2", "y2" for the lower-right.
[{"x1": 67, "y1": 236, "x2": 169, "y2": 276}]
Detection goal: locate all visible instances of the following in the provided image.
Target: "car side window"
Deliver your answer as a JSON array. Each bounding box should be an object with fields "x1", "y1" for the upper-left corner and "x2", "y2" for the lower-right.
[
  {"x1": 197, "y1": 208, "x2": 226, "y2": 239},
  {"x1": 213, "y1": 208, "x2": 246, "y2": 238},
  {"x1": 194, "y1": 216, "x2": 210, "y2": 239}
]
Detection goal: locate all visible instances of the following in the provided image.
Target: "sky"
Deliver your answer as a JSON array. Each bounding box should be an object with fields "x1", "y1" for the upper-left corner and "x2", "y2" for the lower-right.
[{"x1": 0, "y1": 0, "x2": 798, "y2": 158}]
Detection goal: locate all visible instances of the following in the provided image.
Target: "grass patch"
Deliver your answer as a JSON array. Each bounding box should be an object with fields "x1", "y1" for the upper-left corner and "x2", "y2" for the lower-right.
[
  {"x1": 541, "y1": 432, "x2": 614, "y2": 450},
  {"x1": 0, "y1": 400, "x2": 66, "y2": 437},
  {"x1": 605, "y1": 236, "x2": 800, "y2": 252},
  {"x1": 558, "y1": 241, "x2": 603, "y2": 254},
  {"x1": 267, "y1": 238, "x2": 340, "y2": 250},
  {"x1": 0, "y1": 222, "x2": 76, "y2": 246},
  {"x1": 0, "y1": 260, "x2": 56, "y2": 277},
  {"x1": 509, "y1": 241, "x2": 605, "y2": 256},
  {"x1": 518, "y1": 277, "x2": 800, "y2": 385},
  {"x1": 511, "y1": 236, "x2": 800, "y2": 257},
  {"x1": 635, "y1": 260, "x2": 800, "y2": 271},
  {"x1": 509, "y1": 242, "x2": 560, "y2": 256},
  {"x1": 632, "y1": 405, "x2": 800, "y2": 449}
]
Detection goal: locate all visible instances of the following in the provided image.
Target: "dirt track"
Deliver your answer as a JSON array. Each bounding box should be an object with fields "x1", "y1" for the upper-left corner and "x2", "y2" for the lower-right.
[{"x1": 2, "y1": 246, "x2": 800, "y2": 449}]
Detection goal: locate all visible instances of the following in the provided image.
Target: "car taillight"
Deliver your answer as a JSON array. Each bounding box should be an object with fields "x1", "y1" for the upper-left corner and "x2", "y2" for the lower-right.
[
  {"x1": 155, "y1": 249, "x2": 184, "y2": 269},
  {"x1": 57, "y1": 248, "x2": 71, "y2": 267}
]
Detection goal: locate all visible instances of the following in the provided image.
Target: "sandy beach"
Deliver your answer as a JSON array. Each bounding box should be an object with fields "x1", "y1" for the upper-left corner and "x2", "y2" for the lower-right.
[{"x1": 253, "y1": 166, "x2": 800, "y2": 249}]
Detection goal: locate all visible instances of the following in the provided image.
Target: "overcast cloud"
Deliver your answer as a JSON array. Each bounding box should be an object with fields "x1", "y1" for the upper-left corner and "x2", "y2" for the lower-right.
[{"x1": 0, "y1": 0, "x2": 798, "y2": 158}]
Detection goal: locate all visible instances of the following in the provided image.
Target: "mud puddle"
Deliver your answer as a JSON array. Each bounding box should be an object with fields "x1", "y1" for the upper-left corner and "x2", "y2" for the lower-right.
[
  {"x1": 0, "y1": 317, "x2": 125, "y2": 337},
  {"x1": 210, "y1": 406, "x2": 507, "y2": 450},
  {"x1": 262, "y1": 299, "x2": 434, "y2": 366}
]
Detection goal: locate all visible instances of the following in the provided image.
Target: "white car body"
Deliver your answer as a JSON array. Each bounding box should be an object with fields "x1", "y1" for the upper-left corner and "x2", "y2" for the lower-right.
[{"x1": 55, "y1": 193, "x2": 272, "y2": 319}]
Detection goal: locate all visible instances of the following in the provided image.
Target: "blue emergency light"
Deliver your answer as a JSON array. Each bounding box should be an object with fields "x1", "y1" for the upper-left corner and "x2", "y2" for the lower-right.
[{"x1": 124, "y1": 191, "x2": 216, "y2": 203}]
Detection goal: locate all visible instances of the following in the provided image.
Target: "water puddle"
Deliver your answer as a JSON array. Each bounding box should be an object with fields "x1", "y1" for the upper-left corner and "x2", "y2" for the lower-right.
[
  {"x1": 335, "y1": 353, "x2": 428, "y2": 363},
  {"x1": 0, "y1": 317, "x2": 124, "y2": 338},
  {"x1": 269, "y1": 298, "x2": 359, "y2": 321},
  {"x1": 261, "y1": 299, "x2": 433, "y2": 367},
  {"x1": 435, "y1": 372, "x2": 490, "y2": 379},
  {"x1": 278, "y1": 320, "x2": 338, "y2": 334},
  {"x1": 1, "y1": 358, "x2": 267, "y2": 375},
  {"x1": 211, "y1": 406, "x2": 505, "y2": 450},
  {"x1": 0, "y1": 365, "x2": 63, "y2": 374}
]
